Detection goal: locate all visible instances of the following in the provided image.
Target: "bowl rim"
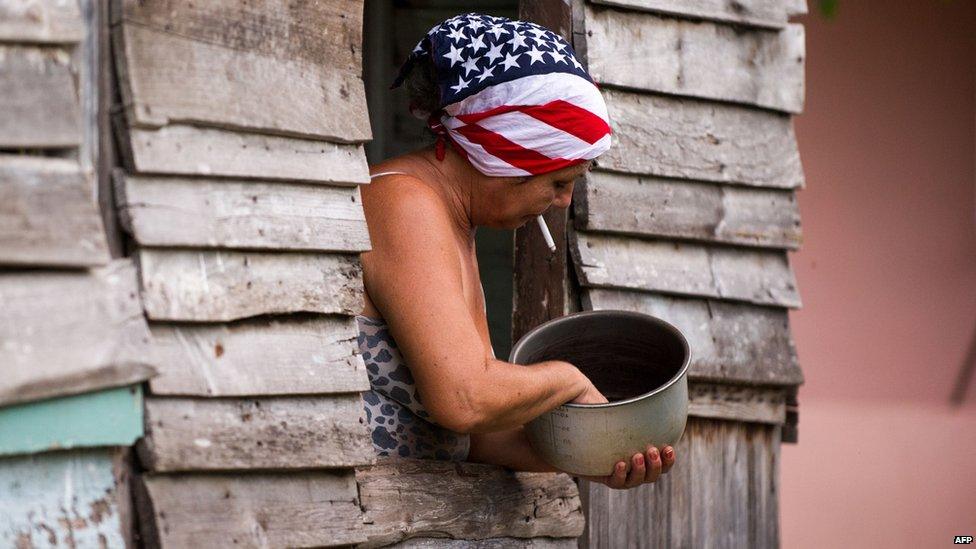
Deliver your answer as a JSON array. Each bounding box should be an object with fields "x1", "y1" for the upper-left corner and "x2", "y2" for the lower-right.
[{"x1": 509, "y1": 309, "x2": 691, "y2": 410}]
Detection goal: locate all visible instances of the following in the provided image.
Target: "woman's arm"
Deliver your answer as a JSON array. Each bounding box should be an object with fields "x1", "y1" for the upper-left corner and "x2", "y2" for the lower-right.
[{"x1": 360, "y1": 176, "x2": 604, "y2": 433}]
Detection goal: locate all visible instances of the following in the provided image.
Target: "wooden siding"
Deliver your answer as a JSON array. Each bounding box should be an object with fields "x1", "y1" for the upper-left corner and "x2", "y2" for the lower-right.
[
  {"x1": 585, "y1": 5, "x2": 804, "y2": 113},
  {"x1": 0, "y1": 260, "x2": 156, "y2": 407},
  {"x1": 596, "y1": 88, "x2": 804, "y2": 189},
  {"x1": 588, "y1": 0, "x2": 794, "y2": 29},
  {"x1": 0, "y1": 45, "x2": 80, "y2": 147},
  {"x1": 580, "y1": 418, "x2": 780, "y2": 548},
  {"x1": 0, "y1": 0, "x2": 85, "y2": 43},
  {"x1": 576, "y1": 169, "x2": 802, "y2": 250},
  {"x1": 115, "y1": 173, "x2": 370, "y2": 252},
  {"x1": 0, "y1": 155, "x2": 110, "y2": 266},
  {"x1": 136, "y1": 471, "x2": 367, "y2": 548},
  {"x1": 358, "y1": 459, "x2": 585, "y2": 548}
]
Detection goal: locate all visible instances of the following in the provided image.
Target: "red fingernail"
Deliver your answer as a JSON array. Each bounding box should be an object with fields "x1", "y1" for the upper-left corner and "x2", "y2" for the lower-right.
[
  {"x1": 636, "y1": 454, "x2": 644, "y2": 466},
  {"x1": 665, "y1": 448, "x2": 674, "y2": 458},
  {"x1": 649, "y1": 448, "x2": 659, "y2": 460}
]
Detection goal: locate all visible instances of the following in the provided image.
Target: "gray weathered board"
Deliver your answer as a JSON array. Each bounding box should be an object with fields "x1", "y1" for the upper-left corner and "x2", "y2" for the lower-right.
[
  {"x1": 147, "y1": 317, "x2": 368, "y2": 396},
  {"x1": 0, "y1": 260, "x2": 156, "y2": 406},
  {"x1": 136, "y1": 471, "x2": 365, "y2": 548},
  {"x1": 115, "y1": 173, "x2": 370, "y2": 252},
  {"x1": 571, "y1": 230, "x2": 801, "y2": 308},
  {"x1": 136, "y1": 249, "x2": 364, "y2": 322},
  {"x1": 589, "y1": 0, "x2": 794, "y2": 30},
  {"x1": 138, "y1": 395, "x2": 373, "y2": 472},
  {"x1": 357, "y1": 459, "x2": 584, "y2": 548},
  {"x1": 575, "y1": 170, "x2": 801, "y2": 249},
  {"x1": 117, "y1": 124, "x2": 370, "y2": 185},
  {"x1": 687, "y1": 382, "x2": 786, "y2": 424},
  {"x1": 584, "y1": 288, "x2": 802, "y2": 386},
  {"x1": 391, "y1": 538, "x2": 577, "y2": 548},
  {"x1": 585, "y1": 5, "x2": 804, "y2": 113},
  {"x1": 596, "y1": 88, "x2": 803, "y2": 189},
  {"x1": 0, "y1": 155, "x2": 110, "y2": 266},
  {"x1": 580, "y1": 418, "x2": 780, "y2": 548},
  {"x1": 0, "y1": 0, "x2": 84, "y2": 43},
  {"x1": 0, "y1": 45, "x2": 80, "y2": 148},
  {"x1": 112, "y1": 19, "x2": 369, "y2": 142}
]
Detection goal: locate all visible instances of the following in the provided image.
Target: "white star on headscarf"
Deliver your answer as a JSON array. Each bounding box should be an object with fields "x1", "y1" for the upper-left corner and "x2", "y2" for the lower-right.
[
  {"x1": 486, "y1": 24, "x2": 507, "y2": 40},
  {"x1": 547, "y1": 50, "x2": 566, "y2": 64},
  {"x1": 484, "y1": 42, "x2": 504, "y2": 64},
  {"x1": 527, "y1": 26, "x2": 549, "y2": 40},
  {"x1": 460, "y1": 55, "x2": 480, "y2": 77},
  {"x1": 468, "y1": 19, "x2": 485, "y2": 31},
  {"x1": 476, "y1": 64, "x2": 496, "y2": 83},
  {"x1": 570, "y1": 55, "x2": 583, "y2": 70},
  {"x1": 500, "y1": 52, "x2": 521, "y2": 71},
  {"x1": 525, "y1": 46, "x2": 546, "y2": 65},
  {"x1": 450, "y1": 76, "x2": 470, "y2": 93},
  {"x1": 468, "y1": 34, "x2": 487, "y2": 54},
  {"x1": 507, "y1": 31, "x2": 528, "y2": 52},
  {"x1": 447, "y1": 26, "x2": 467, "y2": 43},
  {"x1": 443, "y1": 44, "x2": 464, "y2": 66}
]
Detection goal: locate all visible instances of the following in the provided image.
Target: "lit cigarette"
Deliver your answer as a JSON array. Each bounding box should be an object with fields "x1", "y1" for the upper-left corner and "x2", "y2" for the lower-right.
[{"x1": 536, "y1": 214, "x2": 556, "y2": 253}]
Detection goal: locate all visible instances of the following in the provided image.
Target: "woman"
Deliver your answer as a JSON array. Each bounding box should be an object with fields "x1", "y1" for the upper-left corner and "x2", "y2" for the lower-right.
[{"x1": 357, "y1": 13, "x2": 675, "y2": 490}]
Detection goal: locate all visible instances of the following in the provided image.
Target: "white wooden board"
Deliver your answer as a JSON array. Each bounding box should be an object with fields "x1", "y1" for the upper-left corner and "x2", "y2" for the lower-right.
[
  {"x1": 0, "y1": 45, "x2": 80, "y2": 147},
  {"x1": 0, "y1": 0, "x2": 84, "y2": 43}
]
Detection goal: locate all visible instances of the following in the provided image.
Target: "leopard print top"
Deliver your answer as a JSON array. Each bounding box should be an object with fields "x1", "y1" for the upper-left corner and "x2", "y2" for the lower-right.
[{"x1": 357, "y1": 315, "x2": 471, "y2": 460}]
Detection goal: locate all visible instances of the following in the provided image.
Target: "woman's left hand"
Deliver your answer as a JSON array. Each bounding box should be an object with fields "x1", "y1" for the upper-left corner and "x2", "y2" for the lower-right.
[{"x1": 579, "y1": 445, "x2": 676, "y2": 489}]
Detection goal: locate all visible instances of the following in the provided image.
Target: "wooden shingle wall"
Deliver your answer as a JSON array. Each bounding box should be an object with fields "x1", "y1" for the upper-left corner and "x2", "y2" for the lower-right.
[
  {"x1": 110, "y1": 1, "x2": 583, "y2": 546},
  {"x1": 0, "y1": 1, "x2": 155, "y2": 545},
  {"x1": 570, "y1": 0, "x2": 807, "y2": 546}
]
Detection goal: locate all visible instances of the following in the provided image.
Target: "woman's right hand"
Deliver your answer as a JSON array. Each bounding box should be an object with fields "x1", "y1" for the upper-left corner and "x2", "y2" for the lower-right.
[{"x1": 570, "y1": 373, "x2": 609, "y2": 405}]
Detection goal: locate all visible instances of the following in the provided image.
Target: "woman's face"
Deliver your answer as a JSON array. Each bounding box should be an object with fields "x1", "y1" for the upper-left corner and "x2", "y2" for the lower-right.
[{"x1": 477, "y1": 161, "x2": 592, "y2": 230}]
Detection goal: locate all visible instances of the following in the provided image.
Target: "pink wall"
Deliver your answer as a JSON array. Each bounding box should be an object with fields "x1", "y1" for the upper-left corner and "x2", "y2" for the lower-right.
[{"x1": 781, "y1": 1, "x2": 976, "y2": 546}]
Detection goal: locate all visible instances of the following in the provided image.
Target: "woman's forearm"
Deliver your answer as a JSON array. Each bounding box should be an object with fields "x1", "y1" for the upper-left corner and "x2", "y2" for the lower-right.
[
  {"x1": 468, "y1": 426, "x2": 559, "y2": 472},
  {"x1": 459, "y1": 358, "x2": 587, "y2": 433}
]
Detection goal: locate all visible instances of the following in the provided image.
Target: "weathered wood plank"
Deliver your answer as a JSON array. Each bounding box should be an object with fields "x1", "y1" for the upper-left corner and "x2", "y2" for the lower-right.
[
  {"x1": 137, "y1": 471, "x2": 366, "y2": 548},
  {"x1": 688, "y1": 382, "x2": 786, "y2": 424},
  {"x1": 583, "y1": 288, "x2": 803, "y2": 386},
  {"x1": 586, "y1": 6, "x2": 804, "y2": 113},
  {"x1": 357, "y1": 458, "x2": 584, "y2": 548},
  {"x1": 0, "y1": 45, "x2": 79, "y2": 148},
  {"x1": 118, "y1": 124, "x2": 370, "y2": 185},
  {"x1": 0, "y1": 155, "x2": 110, "y2": 266},
  {"x1": 0, "y1": 385, "x2": 143, "y2": 456},
  {"x1": 571, "y1": 230, "x2": 801, "y2": 308},
  {"x1": 576, "y1": 170, "x2": 802, "y2": 249},
  {"x1": 112, "y1": 22, "x2": 369, "y2": 142},
  {"x1": 597, "y1": 88, "x2": 804, "y2": 189},
  {"x1": 0, "y1": 260, "x2": 156, "y2": 407},
  {"x1": 138, "y1": 395, "x2": 373, "y2": 472},
  {"x1": 579, "y1": 418, "x2": 780, "y2": 548},
  {"x1": 0, "y1": 0, "x2": 84, "y2": 43},
  {"x1": 137, "y1": 249, "x2": 364, "y2": 322},
  {"x1": 392, "y1": 538, "x2": 578, "y2": 548},
  {"x1": 785, "y1": 0, "x2": 808, "y2": 16},
  {"x1": 0, "y1": 449, "x2": 131, "y2": 548},
  {"x1": 147, "y1": 316, "x2": 369, "y2": 397},
  {"x1": 589, "y1": 0, "x2": 790, "y2": 30},
  {"x1": 115, "y1": 173, "x2": 370, "y2": 252}
]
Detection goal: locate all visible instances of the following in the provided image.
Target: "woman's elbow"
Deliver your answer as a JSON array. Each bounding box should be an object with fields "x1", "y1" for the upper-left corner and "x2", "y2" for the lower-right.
[{"x1": 425, "y1": 383, "x2": 492, "y2": 434}]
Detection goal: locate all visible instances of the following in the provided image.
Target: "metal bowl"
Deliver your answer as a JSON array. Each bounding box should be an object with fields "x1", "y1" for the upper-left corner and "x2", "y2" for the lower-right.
[{"x1": 509, "y1": 309, "x2": 690, "y2": 476}]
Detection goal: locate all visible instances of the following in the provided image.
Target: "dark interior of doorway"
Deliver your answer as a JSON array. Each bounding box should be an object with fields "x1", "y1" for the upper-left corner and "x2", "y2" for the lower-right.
[{"x1": 362, "y1": 0, "x2": 520, "y2": 360}]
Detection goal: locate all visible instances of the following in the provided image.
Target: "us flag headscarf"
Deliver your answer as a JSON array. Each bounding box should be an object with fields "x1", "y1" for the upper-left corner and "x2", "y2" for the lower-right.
[{"x1": 391, "y1": 13, "x2": 612, "y2": 177}]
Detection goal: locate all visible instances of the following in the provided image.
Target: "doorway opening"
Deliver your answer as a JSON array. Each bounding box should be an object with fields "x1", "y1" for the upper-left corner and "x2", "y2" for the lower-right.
[{"x1": 362, "y1": 0, "x2": 519, "y2": 360}]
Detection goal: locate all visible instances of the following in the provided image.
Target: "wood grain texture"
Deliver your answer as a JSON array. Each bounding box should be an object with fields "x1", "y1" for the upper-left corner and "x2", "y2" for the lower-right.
[
  {"x1": 0, "y1": 260, "x2": 156, "y2": 407},
  {"x1": 147, "y1": 316, "x2": 369, "y2": 396},
  {"x1": 688, "y1": 382, "x2": 786, "y2": 424},
  {"x1": 357, "y1": 458, "x2": 584, "y2": 548},
  {"x1": 115, "y1": 173, "x2": 370, "y2": 252},
  {"x1": 0, "y1": 155, "x2": 110, "y2": 266},
  {"x1": 138, "y1": 395, "x2": 373, "y2": 472},
  {"x1": 584, "y1": 288, "x2": 803, "y2": 386},
  {"x1": 391, "y1": 538, "x2": 577, "y2": 548},
  {"x1": 136, "y1": 471, "x2": 366, "y2": 548},
  {"x1": 589, "y1": 0, "x2": 790, "y2": 30},
  {"x1": 597, "y1": 88, "x2": 804, "y2": 189},
  {"x1": 0, "y1": 0, "x2": 84, "y2": 43},
  {"x1": 579, "y1": 418, "x2": 780, "y2": 548},
  {"x1": 571, "y1": 230, "x2": 801, "y2": 308},
  {"x1": 586, "y1": 6, "x2": 804, "y2": 113},
  {"x1": 137, "y1": 249, "x2": 364, "y2": 322},
  {"x1": 576, "y1": 170, "x2": 802, "y2": 249},
  {"x1": 0, "y1": 45, "x2": 80, "y2": 147},
  {"x1": 119, "y1": 124, "x2": 370, "y2": 185},
  {"x1": 112, "y1": 22, "x2": 369, "y2": 142}
]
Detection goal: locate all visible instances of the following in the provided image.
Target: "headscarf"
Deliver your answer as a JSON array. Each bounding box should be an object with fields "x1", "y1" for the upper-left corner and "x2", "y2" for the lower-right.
[{"x1": 391, "y1": 13, "x2": 612, "y2": 177}]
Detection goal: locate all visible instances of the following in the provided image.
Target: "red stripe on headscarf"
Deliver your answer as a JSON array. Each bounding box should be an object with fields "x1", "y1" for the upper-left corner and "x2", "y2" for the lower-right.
[
  {"x1": 454, "y1": 123, "x2": 584, "y2": 175},
  {"x1": 455, "y1": 100, "x2": 611, "y2": 144}
]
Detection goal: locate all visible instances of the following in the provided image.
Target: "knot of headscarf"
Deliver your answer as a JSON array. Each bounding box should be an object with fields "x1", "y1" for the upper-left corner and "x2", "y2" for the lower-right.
[{"x1": 392, "y1": 13, "x2": 612, "y2": 176}]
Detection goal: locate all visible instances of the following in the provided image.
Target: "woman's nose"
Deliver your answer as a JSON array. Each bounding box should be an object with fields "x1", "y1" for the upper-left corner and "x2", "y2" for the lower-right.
[{"x1": 552, "y1": 189, "x2": 573, "y2": 209}]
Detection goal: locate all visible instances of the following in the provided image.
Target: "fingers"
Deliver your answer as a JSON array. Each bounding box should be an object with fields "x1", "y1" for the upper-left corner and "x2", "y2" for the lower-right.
[
  {"x1": 644, "y1": 446, "x2": 662, "y2": 483},
  {"x1": 661, "y1": 445, "x2": 676, "y2": 474},
  {"x1": 608, "y1": 460, "x2": 628, "y2": 489},
  {"x1": 624, "y1": 453, "x2": 646, "y2": 488}
]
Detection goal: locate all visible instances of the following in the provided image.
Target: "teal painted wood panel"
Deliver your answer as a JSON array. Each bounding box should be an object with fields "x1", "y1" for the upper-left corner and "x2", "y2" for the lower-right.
[
  {"x1": 0, "y1": 448, "x2": 126, "y2": 547},
  {"x1": 0, "y1": 385, "x2": 143, "y2": 456}
]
